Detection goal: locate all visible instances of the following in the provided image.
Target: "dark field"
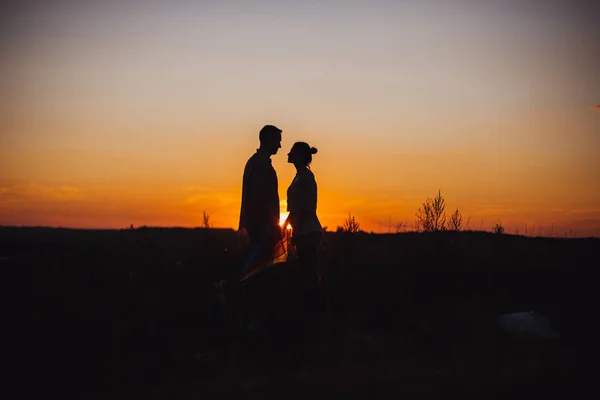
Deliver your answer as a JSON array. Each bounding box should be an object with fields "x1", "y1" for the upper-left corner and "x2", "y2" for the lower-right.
[{"x1": 4, "y1": 227, "x2": 596, "y2": 398}]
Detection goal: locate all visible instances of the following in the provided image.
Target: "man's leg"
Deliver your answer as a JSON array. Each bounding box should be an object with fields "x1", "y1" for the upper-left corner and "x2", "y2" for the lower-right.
[{"x1": 241, "y1": 230, "x2": 275, "y2": 330}]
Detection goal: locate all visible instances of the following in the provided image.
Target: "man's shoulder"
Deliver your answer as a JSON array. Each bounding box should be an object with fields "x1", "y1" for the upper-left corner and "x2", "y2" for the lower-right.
[{"x1": 246, "y1": 151, "x2": 271, "y2": 170}]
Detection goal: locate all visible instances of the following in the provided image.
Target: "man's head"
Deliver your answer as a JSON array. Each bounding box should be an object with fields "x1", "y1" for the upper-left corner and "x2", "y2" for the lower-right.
[{"x1": 259, "y1": 125, "x2": 282, "y2": 155}]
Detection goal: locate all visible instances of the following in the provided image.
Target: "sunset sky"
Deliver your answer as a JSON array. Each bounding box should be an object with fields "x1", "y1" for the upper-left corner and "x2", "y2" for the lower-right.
[{"x1": 1, "y1": 0, "x2": 599, "y2": 236}]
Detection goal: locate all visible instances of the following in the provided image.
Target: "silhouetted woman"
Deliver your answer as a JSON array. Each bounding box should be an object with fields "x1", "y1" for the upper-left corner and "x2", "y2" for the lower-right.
[{"x1": 283, "y1": 142, "x2": 323, "y2": 281}]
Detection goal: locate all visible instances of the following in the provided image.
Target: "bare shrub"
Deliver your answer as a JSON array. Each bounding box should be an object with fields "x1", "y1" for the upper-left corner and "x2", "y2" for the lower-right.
[
  {"x1": 492, "y1": 221, "x2": 505, "y2": 234},
  {"x1": 338, "y1": 213, "x2": 361, "y2": 233},
  {"x1": 395, "y1": 222, "x2": 407, "y2": 233},
  {"x1": 416, "y1": 190, "x2": 447, "y2": 232},
  {"x1": 202, "y1": 210, "x2": 211, "y2": 229},
  {"x1": 448, "y1": 207, "x2": 463, "y2": 231}
]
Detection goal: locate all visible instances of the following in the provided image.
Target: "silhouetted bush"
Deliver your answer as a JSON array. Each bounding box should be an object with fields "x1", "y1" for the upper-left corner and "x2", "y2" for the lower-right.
[
  {"x1": 492, "y1": 221, "x2": 505, "y2": 234},
  {"x1": 338, "y1": 212, "x2": 361, "y2": 233},
  {"x1": 448, "y1": 207, "x2": 463, "y2": 231},
  {"x1": 338, "y1": 213, "x2": 360, "y2": 232},
  {"x1": 416, "y1": 190, "x2": 447, "y2": 232},
  {"x1": 202, "y1": 211, "x2": 211, "y2": 229}
]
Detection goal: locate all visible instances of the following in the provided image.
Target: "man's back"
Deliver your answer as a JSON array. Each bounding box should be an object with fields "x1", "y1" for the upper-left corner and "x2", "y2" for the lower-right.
[{"x1": 239, "y1": 150, "x2": 280, "y2": 237}]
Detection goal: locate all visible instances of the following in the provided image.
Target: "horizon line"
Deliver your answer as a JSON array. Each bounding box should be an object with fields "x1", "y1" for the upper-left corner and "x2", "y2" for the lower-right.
[{"x1": 1, "y1": 224, "x2": 597, "y2": 239}]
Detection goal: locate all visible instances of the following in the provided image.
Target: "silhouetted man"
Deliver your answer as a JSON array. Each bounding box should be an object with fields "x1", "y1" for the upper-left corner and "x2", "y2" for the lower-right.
[{"x1": 239, "y1": 124, "x2": 283, "y2": 255}]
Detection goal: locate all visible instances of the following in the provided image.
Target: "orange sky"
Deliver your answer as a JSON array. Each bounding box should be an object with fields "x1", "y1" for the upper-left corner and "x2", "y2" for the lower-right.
[{"x1": 1, "y1": 1, "x2": 599, "y2": 236}]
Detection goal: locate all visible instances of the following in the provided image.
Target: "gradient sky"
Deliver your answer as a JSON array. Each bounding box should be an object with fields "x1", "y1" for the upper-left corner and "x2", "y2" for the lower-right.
[{"x1": 1, "y1": 0, "x2": 599, "y2": 236}]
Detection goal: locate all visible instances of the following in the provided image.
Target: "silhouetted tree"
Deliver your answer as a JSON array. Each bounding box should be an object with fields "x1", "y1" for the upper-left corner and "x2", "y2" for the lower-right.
[{"x1": 416, "y1": 190, "x2": 446, "y2": 232}]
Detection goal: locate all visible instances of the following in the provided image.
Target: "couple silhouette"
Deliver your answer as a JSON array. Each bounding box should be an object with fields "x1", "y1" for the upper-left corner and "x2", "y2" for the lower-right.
[
  {"x1": 238, "y1": 124, "x2": 322, "y2": 283},
  {"x1": 214, "y1": 124, "x2": 325, "y2": 339}
]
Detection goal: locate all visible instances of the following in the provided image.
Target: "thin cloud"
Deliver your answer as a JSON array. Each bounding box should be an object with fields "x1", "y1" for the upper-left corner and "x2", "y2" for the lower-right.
[
  {"x1": 182, "y1": 186, "x2": 216, "y2": 193},
  {"x1": 184, "y1": 192, "x2": 238, "y2": 206},
  {"x1": 0, "y1": 182, "x2": 86, "y2": 202}
]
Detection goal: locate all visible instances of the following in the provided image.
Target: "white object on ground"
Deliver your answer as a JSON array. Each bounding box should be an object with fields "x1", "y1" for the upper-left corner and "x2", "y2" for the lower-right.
[{"x1": 497, "y1": 311, "x2": 560, "y2": 340}]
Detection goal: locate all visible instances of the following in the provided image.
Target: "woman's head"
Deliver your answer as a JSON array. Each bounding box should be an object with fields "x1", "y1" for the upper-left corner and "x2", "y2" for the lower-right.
[{"x1": 287, "y1": 142, "x2": 318, "y2": 168}]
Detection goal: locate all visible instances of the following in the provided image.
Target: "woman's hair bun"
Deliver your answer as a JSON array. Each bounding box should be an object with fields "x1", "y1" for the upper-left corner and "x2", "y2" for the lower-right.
[{"x1": 310, "y1": 147, "x2": 318, "y2": 155}]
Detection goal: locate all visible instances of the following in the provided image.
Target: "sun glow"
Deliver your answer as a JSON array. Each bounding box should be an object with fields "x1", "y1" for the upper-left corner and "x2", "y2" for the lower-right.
[
  {"x1": 279, "y1": 212, "x2": 289, "y2": 226},
  {"x1": 279, "y1": 212, "x2": 291, "y2": 229}
]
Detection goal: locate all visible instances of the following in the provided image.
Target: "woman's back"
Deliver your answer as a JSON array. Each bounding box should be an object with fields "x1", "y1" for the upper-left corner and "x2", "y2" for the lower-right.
[{"x1": 287, "y1": 169, "x2": 322, "y2": 235}]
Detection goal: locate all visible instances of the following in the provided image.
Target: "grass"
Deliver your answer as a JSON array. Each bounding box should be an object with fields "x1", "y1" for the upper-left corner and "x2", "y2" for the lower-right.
[{"x1": 3, "y1": 226, "x2": 595, "y2": 398}]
